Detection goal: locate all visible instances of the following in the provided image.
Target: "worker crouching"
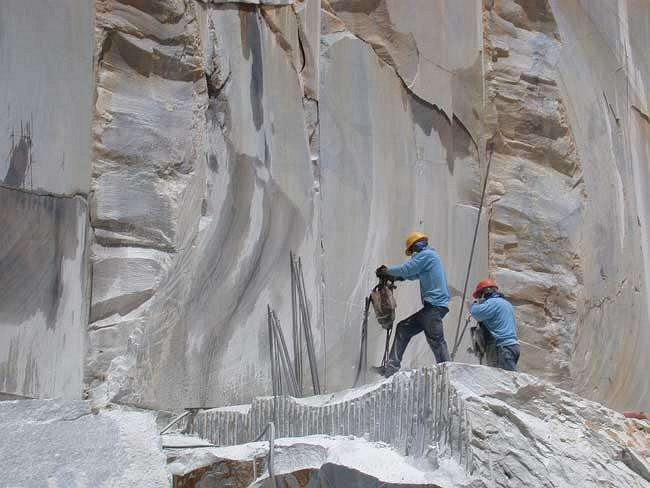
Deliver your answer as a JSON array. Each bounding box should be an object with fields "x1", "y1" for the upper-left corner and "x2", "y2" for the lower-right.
[
  {"x1": 375, "y1": 232, "x2": 451, "y2": 377},
  {"x1": 470, "y1": 279, "x2": 520, "y2": 371}
]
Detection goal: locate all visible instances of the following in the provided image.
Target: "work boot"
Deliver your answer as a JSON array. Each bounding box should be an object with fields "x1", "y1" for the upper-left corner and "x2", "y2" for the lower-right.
[
  {"x1": 372, "y1": 365, "x2": 398, "y2": 378},
  {"x1": 371, "y1": 365, "x2": 386, "y2": 377}
]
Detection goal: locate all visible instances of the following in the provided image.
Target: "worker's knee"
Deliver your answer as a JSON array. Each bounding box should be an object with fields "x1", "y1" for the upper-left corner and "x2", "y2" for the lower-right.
[
  {"x1": 425, "y1": 317, "x2": 445, "y2": 340},
  {"x1": 426, "y1": 329, "x2": 444, "y2": 344},
  {"x1": 395, "y1": 322, "x2": 414, "y2": 341},
  {"x1": 395, "y1": 315, "x2": 419, "y2": 334}
]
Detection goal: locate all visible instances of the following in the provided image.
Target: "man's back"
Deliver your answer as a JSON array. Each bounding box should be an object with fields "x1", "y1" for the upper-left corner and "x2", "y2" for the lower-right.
[
  {"x1": 470, "y1": 296, "x2": 518, "y2": 346},
  {"x1": 387, "y1": 247, "x2": 450, "y2": 308}
]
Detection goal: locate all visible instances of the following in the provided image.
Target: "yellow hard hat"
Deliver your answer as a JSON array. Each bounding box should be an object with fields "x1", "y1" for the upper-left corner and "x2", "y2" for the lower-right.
[{"x1": 405, "y1": 231, "x2": 428, "y2": 255}]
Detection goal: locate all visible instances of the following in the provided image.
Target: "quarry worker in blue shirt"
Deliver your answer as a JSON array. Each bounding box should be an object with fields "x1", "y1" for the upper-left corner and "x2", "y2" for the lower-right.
[
  {"x1": 470, "y1": 278, "x2": 520, "y2": 371},
  {"x1": 375, "y1": 232, "x2": 451, "y2": 377}
]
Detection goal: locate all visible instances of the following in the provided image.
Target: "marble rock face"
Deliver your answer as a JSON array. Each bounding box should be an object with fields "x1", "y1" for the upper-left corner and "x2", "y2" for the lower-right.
[
  {"x1": 0, "y1": 190, "x2": 88, "y2": 399},
  {"x1": 0, "y1": 0, "x2": 93, "y2": 399},
  {"x1": 2, "y1": 0, "x2": 650, "y2": 415},
  {"x1": 318, "y1": 28, "x2": 487, "y2": 392},
  {"x1": 481, "y1": 0, "x2": 650, "y2": 409},
  {"x1": 90, "y1": 0, "x2": 322, "y2": 408},
  {"x1": 324, "y1": 0, "x2": 484, "y2": 139},
  {"x1": 483, "y1": 0, "x2": 585, "y2": 389},
  {"x1": 547, "y1": 0, "x2": 650, "y2": 410},
  {"x1": 88, "y1": 0, "x2": 486, "y2": 409}
]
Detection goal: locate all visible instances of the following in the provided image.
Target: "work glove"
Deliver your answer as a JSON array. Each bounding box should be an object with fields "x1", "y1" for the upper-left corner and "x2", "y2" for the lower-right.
[{"x1": 375, "y1": 265, "x2": 389, "y2": 278}]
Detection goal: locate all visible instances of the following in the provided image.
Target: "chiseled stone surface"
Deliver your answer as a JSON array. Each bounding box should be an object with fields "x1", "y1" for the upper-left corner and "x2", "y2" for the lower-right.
[
  {"x1": 174, "y1": 364, "x2": 650, "y2": 488},
  {"x1": 1, "y1": 368, "x2": 646, "y2": 488},
  {"x1": 0, "y1": 399, "x2": 171, "y2": 488},
  {"x1": 483, "y1": 0, "x2": 585, "y2": 389},
  {"x1": 482, "y1": 0, "x2": 650, "y2": 409},
  {"x1": 90, "y1": 0, "x2": 207, "y2": 407},
  {"x1": 448, "y1": 364, "x2": 649, "y2": 487}
]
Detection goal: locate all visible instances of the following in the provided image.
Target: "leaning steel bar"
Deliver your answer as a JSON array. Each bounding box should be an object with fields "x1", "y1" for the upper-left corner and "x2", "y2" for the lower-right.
[
  {"x1": 159, "y1": 410, "x2": 192, "y2": 435},
  {"x1": 271, "y1": 310, "x2": 300, "y2": 396},
  {"x1": 353, "y1": 296, "x2": 371, "y2": 387},
  {"x1": 296, "y1": 258, "x2": 321, "y2": 394},
  {"x1": 290, "y1": 252, "x2": 303, "y2": 395},
  {"x1": 451, "y1": 145, "x2": 494, "y2": 359}
]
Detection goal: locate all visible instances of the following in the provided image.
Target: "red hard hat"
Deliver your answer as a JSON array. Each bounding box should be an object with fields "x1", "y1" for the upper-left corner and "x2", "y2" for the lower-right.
[{"x1": 472, "y1": 278, "x2": 498, "y2": 299}]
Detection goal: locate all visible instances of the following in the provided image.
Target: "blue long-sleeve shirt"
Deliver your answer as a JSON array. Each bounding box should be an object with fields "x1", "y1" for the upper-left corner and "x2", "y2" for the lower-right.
[
  {"x1": 387, "y1": 247, "x2": 450, "y2": 308},
  {"x1": 471, "y1": 296, "x2": 518, "y2": 347}
]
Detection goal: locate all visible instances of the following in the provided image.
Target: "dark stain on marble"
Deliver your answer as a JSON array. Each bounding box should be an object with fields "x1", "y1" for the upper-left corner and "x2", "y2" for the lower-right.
[
  {"x1": 240, "y1": 8, "x2": 265, "y2": 131},
  {"x1": 0, "y1": 187, "x2": 84, "y2": 331},
  {"x1": 4, "y1": 121, "x2": 33, "y2": 189}
]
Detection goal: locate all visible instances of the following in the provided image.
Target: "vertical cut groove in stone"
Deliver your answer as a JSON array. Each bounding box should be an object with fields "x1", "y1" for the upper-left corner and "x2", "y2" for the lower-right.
[{"x1": 190, "y1": 367, "x2": 475, "y2": 458}]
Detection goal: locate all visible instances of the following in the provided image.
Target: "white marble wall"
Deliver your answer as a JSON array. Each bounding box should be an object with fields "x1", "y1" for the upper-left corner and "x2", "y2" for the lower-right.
[
  {"x1": 4, "y1": 0, "x2": 647, "y2": 412},
  {"x1": 549, "y1": 0, "x2": 650, "y2": 410},
  {"x1": 89, "y1": 2, "x2": 322, "y2": 408},
  {"x1": 0, "y1": 0, "x2": 93, "y2": 399},
  {"x1": 319, "y1": 28, "x2": 486, "y2": 391},
  {"x1": 87, "y1": 0, "x2": 486, "y2": 409}
]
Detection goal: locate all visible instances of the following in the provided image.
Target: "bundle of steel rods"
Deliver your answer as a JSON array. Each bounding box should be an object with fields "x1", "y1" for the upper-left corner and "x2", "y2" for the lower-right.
[
  {"x1": 267, "y1": 306, "x2": 300, "y2": 397},
  {"x1": 289, "y1": 251, "x2": 303, "y2": 395},
  {"x1": 291, "y1": 253, "x2": 321, "y2": 395},
  {"x1": 268, "y1": 252, "x2": 321, "y2": 399}
]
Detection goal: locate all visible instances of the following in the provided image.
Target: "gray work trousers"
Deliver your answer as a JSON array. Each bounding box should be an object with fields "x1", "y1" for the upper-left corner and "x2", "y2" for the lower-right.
[
  {"x1": 496, "y1": 343, "x2": 520, "y2": 371},
  {"x1": 386, "y1": 304, "x2": 450, "y2": 374},
  {"x1": 485, "y1": 338, "x2": 520, "y2": 372}
]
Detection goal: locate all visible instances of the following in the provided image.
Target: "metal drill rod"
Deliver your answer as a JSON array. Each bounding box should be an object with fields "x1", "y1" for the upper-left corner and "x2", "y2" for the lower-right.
[
  {"x1": 271, "y1": 310, "x2": 300, "y2": 396},
  {"x1": 289, "y1": 252, "x2": 303, "y2": 395},
  {"x1": 452, "y1": 146, "x2": 494, "y2": 359},
  {"x1": 275, "y1": 335, "x2": 283, "y2": 397},
  {"x1": 296, "y1": 258, "x2": 321, "y2": 394},
  {"x1": 296, "y1": 265, "x2": 315, "y2": 392},
  {"x1": 353, "y1": 296, "x2": 371, "y2": 387},
  {"x1": 159, "y1": 410, "x2": 192, "y2": 435},
  {"x1": 273, "y1": 312, "x2": 298, "y2": 397},
  {"x1": 267, "y1": 306, "x2": 280, "y2": 399},
  {"x1": 381, "y1": 327, "x2": 393, "y2": 369},
  {"x1": 298, "y1": 258, "x2": 321, "y2": 395},
  {"x1": 267, "y1": 421, "x2": 277, "y2": 488}
]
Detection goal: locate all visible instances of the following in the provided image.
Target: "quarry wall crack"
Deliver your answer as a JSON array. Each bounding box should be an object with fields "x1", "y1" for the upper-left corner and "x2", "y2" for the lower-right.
[{"x1": 0, "y1": 183, "x2": 88, "y2": 201}]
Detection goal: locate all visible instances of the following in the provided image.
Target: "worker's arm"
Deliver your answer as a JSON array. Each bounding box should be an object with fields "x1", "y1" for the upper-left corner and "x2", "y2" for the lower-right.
[
  {"x1": 386, "y1": 252, "x2": 426, "y2": 280},
  {"x1": 470, "y1": 300, "x2": 497, "y2": 322}
]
